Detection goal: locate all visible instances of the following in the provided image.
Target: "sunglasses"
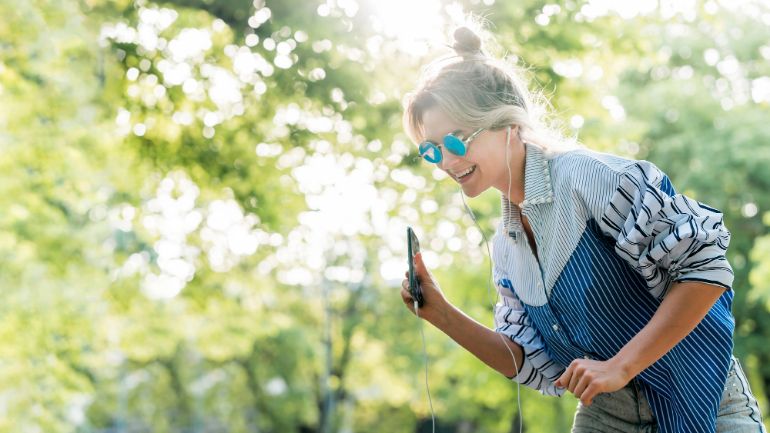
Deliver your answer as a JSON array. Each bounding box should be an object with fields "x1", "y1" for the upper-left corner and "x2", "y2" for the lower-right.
[{"x1": 418, "y1": 128, "x2": 485, "y2": 164}]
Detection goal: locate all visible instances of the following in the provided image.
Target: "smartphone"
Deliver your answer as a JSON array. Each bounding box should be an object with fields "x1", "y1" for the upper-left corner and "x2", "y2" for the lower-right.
[{"x1": 407, "y1": 226, "x2": 425, "y2": 308}]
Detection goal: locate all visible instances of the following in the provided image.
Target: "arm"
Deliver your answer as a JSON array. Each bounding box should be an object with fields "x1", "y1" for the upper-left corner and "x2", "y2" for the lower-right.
[
  {"x1": 556, "y1": 281, "x2": 725, "y2": 404},
  {"x1": 401, "y1": 252, "x2": 524, "y2": 378},
  {"x1": 557, "y1": 158, "x2": 734, "y2": 405},
  {"x1": 401, "y1": 251, "x2": 564, "y2": 395},
  {"x1": 430, "y1": 300, "x2": 525, "y2": 378},
  {"x1": 612, "y1": 281, "x2": 724, "y2": 379}
]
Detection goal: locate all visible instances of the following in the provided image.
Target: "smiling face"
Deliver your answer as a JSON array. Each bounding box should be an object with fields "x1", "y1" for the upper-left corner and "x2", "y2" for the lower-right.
[{"x1": 420, "y1": 107, "x2": 526, "y2": 199}]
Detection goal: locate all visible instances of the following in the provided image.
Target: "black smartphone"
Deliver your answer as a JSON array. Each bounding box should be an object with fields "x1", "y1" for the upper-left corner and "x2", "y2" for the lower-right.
[{"x1": 407, "y1": 226, "x2": 425, "y2": 308}]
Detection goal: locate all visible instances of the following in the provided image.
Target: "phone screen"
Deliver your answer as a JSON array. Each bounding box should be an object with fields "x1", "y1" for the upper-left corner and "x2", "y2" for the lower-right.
[{"x1": 407, "y1": 226, "x2": 425, "y2": 307}]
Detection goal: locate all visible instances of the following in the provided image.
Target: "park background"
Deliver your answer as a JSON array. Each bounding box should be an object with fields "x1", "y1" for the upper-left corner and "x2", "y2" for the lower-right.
[{"x1": 2, "y1": 0, "x2": 770, "y2": 431}]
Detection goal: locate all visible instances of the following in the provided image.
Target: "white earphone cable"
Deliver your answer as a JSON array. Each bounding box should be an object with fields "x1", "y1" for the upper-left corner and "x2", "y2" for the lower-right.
[
  {"x1": 414, "y1": 300, "x2": 436, "y2": 433},
  {"x1": 416, "y1": 125, "x2": 522, "y2": 433},
  {"x1": 458, "y1": 125, "x2": 523, "y2": 432},
  {"x1": 505, "y1": 126, "x2": 524, "y2": 433}
]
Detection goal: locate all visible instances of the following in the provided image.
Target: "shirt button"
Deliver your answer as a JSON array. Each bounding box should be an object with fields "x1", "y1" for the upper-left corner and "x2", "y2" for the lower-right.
[
  {"x1": 584, "y1": 355, "x2": 591, "y2": 360},
  {"x1": 552, "y1": 324, "x2": 559, "y2": 331}
]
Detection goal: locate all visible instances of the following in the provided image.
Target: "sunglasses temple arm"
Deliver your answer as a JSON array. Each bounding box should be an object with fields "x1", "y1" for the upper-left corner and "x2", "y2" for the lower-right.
[{"x1": 466, "y1": 128, "x2": 484, "y2": 143}]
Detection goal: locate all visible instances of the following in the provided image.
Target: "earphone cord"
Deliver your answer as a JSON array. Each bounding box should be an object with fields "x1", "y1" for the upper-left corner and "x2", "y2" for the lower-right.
[
  {"x1": 415, "y1": 300, "x2": 436, "y2": 433},
  {"x1": 458, "y1": 124, "x2": 523, "y2": 432}
]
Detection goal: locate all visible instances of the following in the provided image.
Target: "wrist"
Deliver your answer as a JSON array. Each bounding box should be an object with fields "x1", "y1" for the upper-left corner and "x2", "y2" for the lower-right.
[
  {"x1": 609, "y1": 352, "x2": 638, "y2": 382},
  {"x1": 426, "y1": 298, "x2": 453, "y2": 328}
]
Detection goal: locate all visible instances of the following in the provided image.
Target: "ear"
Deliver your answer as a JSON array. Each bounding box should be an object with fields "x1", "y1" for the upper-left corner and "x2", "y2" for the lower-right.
[
  {"x1": 504, "y1": 125, "x2": 514, "y2": 147},
  {"x1": 510, "y1": 124, "x2": 527, "y2": 147},
  {"x1": 505, "y1": 124, "x2": 526, "y2": 151}
]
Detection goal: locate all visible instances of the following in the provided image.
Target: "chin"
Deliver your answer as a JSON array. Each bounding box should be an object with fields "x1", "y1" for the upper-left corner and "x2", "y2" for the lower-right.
[{"x1": 461, "y1": 185, "x2": 484, "y2": 198}]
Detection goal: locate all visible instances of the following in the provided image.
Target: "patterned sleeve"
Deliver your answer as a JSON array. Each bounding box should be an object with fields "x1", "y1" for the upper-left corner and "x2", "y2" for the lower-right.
[
  {"x1": 494, "y1": 284, "x2": 565, "y2": 396},
  {"x1": 586, "y1": 158, "x2": 733, "y2": 300}
]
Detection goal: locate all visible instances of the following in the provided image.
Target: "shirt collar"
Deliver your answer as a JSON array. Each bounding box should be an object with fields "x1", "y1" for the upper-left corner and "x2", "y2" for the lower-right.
[
  {"x1": 521, "y1": 142, "x2": 554, "y2": 207},
  {"x1": 501, "y1": 142, "x2": 554, "y2": 236}
]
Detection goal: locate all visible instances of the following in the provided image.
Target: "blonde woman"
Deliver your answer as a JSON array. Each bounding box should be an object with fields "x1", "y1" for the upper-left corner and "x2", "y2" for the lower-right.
[{"x1": 400, "y1": 26, "x2": 765, "y2": 433}]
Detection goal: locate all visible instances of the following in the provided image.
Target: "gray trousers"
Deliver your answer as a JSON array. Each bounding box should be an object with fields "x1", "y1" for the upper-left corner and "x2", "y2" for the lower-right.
[{"x1": 572, "y1": 356, "x2": 766, "y2": 432}]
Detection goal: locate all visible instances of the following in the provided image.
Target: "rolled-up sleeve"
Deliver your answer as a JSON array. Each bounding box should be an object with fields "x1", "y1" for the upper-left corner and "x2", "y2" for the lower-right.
[
  {"x1": 494, "y1": 294, "x2": 565, "y2": 396},
  {"x1": 589, "y1": 160, "x2": 733, "y2": 300}
]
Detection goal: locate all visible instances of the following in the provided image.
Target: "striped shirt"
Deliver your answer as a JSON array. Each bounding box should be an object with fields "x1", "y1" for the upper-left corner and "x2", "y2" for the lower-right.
[{"x1": 492, "y1": 143, "x2": 734, "y2": 433}]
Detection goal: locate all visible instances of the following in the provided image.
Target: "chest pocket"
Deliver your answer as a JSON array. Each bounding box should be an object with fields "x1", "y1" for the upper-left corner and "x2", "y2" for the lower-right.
[{"x1": 493, "y1": 231, "x2": 550, "y2": 306}]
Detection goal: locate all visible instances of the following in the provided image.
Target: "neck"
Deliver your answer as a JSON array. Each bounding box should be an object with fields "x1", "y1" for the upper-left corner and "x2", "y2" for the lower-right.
[{"x1": 500, "y1": 130, "x2": 527, "y2": 205}]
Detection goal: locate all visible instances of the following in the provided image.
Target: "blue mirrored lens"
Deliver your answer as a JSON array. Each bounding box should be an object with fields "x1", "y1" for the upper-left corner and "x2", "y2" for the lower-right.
[
  {"x1": 443, "y1": 134, "x2": 467, "y2": 156},
  {"x1": 419, "y1": 142, "x2": 441, "y2": 163}
]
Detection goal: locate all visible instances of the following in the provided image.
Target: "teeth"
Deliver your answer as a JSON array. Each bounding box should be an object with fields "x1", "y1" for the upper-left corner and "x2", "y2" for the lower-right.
[{"x1": 457, "y1": 166, "x2": 476, "y2": 178}]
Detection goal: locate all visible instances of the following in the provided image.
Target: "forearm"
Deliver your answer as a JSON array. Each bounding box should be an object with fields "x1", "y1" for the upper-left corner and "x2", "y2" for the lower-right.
[
  {"x1": 611, "y1": 281, "x2": 726, "y2": 378},
  {"x1": 428, "y1": 302, "x2": 525, "y2": 378}
]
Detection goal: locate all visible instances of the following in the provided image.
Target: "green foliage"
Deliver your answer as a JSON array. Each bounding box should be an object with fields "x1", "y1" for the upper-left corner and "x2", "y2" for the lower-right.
[{"x1": 2, "y1": 0, "x2": 770, "y2": 432}]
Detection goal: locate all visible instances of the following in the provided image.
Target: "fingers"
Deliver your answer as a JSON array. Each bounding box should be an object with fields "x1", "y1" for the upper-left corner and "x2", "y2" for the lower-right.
[
  {"x1": 401, "y1": 278, "x2": 411, "y2": 295},
  {"x1": 573, "y1": 374, "x2": 592, "y2": 402},
  {"x1": 400, "y1": 279, "x2": 415, "y2": 310},
  {"x1": 568, "y1": 365, "x2": 581, "y2": 392},
  {"x1": 555, "y1": 363, "x2": 573, "y2": 389},
  {"x1": 573, "y1": 374, "x2": 589, "y2": 397},
  {"x1": 414, "y1": 252, "x2": 429, "y2": 277},
  {"x1": 580, "y1": 384, "x2": 600, "y2": 406},
  {"x1": 556, "y1": 360, "x2": 584, "y2": 393},
  {"x1": 400, "y1": 288, "x2": 415, "y2": 310},
  {"x1": 556, "y1": 360, "x2": 602, "y2": 406}
]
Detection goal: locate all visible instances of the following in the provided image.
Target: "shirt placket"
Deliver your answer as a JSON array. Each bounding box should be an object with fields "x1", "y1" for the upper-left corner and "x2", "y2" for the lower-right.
[{"x1": 517, "y1": 206, "x2": 589, "y2": 363}]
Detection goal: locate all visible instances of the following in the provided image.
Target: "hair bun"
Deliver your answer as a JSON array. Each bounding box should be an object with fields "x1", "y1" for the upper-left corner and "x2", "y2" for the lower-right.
[{"x1": 452, "y1": 27, "x2": 482, "y2": 57}]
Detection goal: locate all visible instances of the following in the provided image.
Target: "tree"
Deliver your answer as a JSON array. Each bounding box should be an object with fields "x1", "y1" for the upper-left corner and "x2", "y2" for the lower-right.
[{"x1": 2, "y1": 0, "x2": 769, "y2": 432}]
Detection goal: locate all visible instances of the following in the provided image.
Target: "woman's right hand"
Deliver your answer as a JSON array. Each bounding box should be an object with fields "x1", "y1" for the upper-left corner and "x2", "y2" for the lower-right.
[{"x1": 400, "y1": 252, "x2": 448, "y2": 323}]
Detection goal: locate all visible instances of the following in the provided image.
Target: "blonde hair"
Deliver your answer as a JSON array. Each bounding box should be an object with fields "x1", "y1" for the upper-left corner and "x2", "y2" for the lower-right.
[{"x1": 402, "y1": 26, "x2": 573, "y2": 155}]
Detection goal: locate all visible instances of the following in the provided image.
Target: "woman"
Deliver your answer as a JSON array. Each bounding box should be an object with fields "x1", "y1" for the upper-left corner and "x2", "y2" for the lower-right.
[{"x1": 399, "y1": 26, "x2": 765, "y2": 432}]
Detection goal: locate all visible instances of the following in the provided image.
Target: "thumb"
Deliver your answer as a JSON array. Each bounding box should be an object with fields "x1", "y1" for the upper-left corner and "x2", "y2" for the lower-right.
[{"x1": 415, "y1": 252, "x2": 430, "y2": 276}]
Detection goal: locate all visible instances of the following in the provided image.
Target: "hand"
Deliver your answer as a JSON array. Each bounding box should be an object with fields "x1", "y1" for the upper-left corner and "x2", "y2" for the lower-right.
[
  {"x1": 554, "y1": 358, "x2": 632, "y2": 406},
  {"x1": 400, "y1": 252, "x2": 448, "y2": 323}
]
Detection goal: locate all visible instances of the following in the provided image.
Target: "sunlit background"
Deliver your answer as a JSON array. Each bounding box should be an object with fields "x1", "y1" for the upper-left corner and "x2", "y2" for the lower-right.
[{"x1": 2, "y1": 0, "x2": 770, "y2": 431}]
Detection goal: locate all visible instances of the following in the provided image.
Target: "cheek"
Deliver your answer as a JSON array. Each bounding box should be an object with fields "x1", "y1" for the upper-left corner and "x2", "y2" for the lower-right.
[
  {"x1": 471, "y1": 144, "x2": 499, "y2": 165},
  {"x1": 474, "y1": 154, "x2": 498, "y2": 175}
]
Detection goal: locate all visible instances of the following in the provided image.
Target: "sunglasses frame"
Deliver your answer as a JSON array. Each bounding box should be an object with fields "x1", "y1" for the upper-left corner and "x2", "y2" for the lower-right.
[{"x1": 418, "y1": 127, "x2": 485, "y2": 164}]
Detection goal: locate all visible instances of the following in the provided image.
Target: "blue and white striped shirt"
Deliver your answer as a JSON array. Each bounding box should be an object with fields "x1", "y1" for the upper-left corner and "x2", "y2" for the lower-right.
[{"x1": 493, "y1": 143, "x2": 734, "y2": 433}]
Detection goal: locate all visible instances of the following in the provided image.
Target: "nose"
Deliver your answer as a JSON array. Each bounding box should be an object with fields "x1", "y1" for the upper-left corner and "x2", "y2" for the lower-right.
[{"x1": 438, "y1": 148, "x2": 463, "y2": 171}]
